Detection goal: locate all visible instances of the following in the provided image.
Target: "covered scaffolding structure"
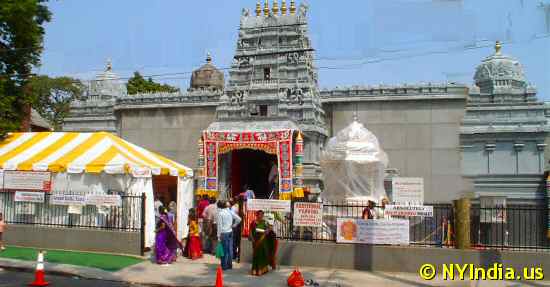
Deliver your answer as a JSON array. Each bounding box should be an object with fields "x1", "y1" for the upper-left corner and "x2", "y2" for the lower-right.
[
  {"x1": 320, "y1": 119, "x2": 389, "y2": 203},
  {"x1": 0, "y1": 132, "x2": 194, "y2": 248}
]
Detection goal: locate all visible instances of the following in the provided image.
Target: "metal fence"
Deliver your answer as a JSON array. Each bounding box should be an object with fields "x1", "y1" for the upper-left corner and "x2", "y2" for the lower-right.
[
  {"x1": 471, "y1": 205, "x2": 550, "y2": 251},
  {"x1": 268, "y1": 200, "x2": 550, "y2": 252},
  {"x1": 271, "y1": 201, "x2": 454, "y2": 246},
  {"x1": 0, "y1": 192, "x2": 144, "y2": 232}
]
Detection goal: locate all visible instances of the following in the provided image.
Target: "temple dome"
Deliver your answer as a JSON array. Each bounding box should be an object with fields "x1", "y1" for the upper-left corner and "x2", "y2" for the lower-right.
[
  {"x1": 89, "y1": 59, "x2": 127, "y2": 98},
  {"x1": 474, "y1": 41, "x2": 527, "y2": 93},
  {"x1": 190, "y1": 53, "x2": 225, "y2": 91}
]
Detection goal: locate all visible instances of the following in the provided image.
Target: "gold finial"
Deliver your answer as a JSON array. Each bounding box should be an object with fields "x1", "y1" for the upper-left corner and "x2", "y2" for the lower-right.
[
  {"x1": 272, "y1": 0, "x2": 279, "y2": 15},
  {"x1": 281, "y1": 0, "x2": 287, "y2": 15},
  {"x1": 264, "y1": 0, "x2": 270, "y2": 17},
  {"x1": 296, "y1": 132, "x2": 303, "y2": 141},
  {"x1": 290, "y1": 0, "x2": 296, "y2": 15},
  {"x1": 256, "y1": 0, "x2": 261, "y2": 16},
  {"x1": 495, "y1": 40, "x2": 502, "y2": 55},
  {"x1": 105, "y1": 58, "x2": 112, "y2": 72},
  {"x1": 206, "y1": 52, "x2": 212, "y2": 63}
]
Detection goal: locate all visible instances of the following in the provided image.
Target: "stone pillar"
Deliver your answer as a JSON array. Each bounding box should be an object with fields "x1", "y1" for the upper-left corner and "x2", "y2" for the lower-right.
[{"x1": 453, "y1": 197, "x2": 471, "y2": 249}]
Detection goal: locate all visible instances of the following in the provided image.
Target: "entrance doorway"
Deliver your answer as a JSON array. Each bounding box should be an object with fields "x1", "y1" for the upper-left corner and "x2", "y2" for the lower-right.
[
  {"x1": 153, "y1": 175, "x2": 178, "y2": 208},
  {"x1": 231, "y1": 149, "x2": 277, "y2": 199}
]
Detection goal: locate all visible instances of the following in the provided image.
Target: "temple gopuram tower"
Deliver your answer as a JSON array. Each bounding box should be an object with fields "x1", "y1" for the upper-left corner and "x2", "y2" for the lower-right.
[{"x1": 201, "y1": 0, "x2": 327, "y2": 199}]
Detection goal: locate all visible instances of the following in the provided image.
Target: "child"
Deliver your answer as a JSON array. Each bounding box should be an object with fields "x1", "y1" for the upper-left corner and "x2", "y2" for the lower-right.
[
  {"x1": 0, "y1": 213, "x2": 6, "y2": 251},
  {"x1": 186, "y1": 209, "x2": 203, "y2": 260}
]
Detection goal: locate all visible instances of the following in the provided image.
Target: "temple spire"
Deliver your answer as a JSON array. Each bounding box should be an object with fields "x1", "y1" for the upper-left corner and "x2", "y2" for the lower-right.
[
  {"x1": 264, "y1": 0, "x2": 270, "y2": 17},
  {"x1": 290, "y1": 0, "x2": 296, "y2": 15},
  {"x1": 272, "y1": 0, "x2": 279, "y2": 15},
  {"x1": 495, "y1": 40, "x2": 502, "y2": 55},
  {"x1": 281, "y1": 0, "x2": 287, "y2": 15},
  {"x1": 206, "y1": 52, "x2": 212, "y2": 64},
  {"x1": 256, "y1": 0, "x2": 261, "y2": 16}
]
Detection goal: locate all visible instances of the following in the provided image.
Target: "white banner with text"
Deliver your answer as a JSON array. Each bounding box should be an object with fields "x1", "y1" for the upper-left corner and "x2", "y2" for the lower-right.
[{"x1": 336, "y1": 219, "x2": 409, "y2": 245}]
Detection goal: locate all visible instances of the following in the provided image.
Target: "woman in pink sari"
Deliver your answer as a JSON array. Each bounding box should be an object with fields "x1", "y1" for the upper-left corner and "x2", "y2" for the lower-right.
[{"x1": 155, "y1": 207, "x2": 182, "y2": 265}]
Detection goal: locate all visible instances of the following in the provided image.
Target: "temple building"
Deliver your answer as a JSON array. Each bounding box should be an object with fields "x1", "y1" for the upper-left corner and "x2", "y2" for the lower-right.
[
  {"x1": 64, "y1": 1, "x2": 550, "y2": 204},
  {"x1": 460, "y1": 41, "x2": 550, "y2": 204}
]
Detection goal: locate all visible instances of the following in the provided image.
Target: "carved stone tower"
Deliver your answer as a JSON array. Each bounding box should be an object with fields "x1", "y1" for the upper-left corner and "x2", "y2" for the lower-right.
[{"x1": 216, "y1": 0, "x2": 327, "y2": 192}]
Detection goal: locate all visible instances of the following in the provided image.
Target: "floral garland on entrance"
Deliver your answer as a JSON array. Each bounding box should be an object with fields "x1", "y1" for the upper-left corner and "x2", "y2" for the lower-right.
[{"x1": 197, "y1": 130, "x2": 295, "y2": 200}]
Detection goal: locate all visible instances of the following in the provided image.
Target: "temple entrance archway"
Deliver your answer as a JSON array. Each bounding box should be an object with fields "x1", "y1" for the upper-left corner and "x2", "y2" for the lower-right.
[{"x1": 230, "y1": 149, "x2": 277, "y2": 199}]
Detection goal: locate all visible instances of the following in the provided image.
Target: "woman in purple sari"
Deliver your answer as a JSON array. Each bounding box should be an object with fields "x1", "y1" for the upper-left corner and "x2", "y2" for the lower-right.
[{"x1": 155, "y1": 206, "x2": 182, "y2": 265}]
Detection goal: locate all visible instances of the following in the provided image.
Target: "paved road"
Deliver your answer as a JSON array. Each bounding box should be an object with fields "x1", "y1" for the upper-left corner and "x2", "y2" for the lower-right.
[{"x1": 0, "y1": 268, "x2": 147, "y2": 287}]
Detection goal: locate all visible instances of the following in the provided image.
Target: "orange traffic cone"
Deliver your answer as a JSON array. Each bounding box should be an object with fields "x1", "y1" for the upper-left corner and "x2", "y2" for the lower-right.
[
  {"x1": 29, "y1": 251, "x2": 49, "y2": 286},
  {"x1": 215, "y1": 266, "x2": 223, "y2": 287}
]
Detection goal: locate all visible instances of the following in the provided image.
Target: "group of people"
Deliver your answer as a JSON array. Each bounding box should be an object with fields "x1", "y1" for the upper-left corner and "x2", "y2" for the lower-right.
[
  {"x1": 153, "y1": 194, "x2": 277, "y2": 276},
  {"x1": 361, "y1": 198, "x2": 390, "y2": 220}
]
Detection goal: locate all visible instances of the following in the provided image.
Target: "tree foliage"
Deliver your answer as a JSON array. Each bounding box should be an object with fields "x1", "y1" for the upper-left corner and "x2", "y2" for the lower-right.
[
  {"x1": 0, "y1": 0, "x2": 52, "y2": 137},
  {"x1": 26, "y1": 75, "x2": 84, "y2": 131},
  {"x1": 126, "y1": 71, "x2": 179, "y2": 95}
]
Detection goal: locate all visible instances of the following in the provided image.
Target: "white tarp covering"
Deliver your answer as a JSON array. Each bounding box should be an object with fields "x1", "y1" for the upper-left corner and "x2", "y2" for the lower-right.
[
  {"x1": 320, "y1": 120, "x2": 388, "y2": 202},
  {"x1": 177, "y1": 177, "x2": 194, "y2": 240}
]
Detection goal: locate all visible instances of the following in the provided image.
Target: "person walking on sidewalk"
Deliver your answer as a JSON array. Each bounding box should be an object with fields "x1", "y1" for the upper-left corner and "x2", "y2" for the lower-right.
[
  {"x1": 202, "y1": 198, "x2": 218, "y2": 254},
  {"x1": 0, "y1": 213, "x2": 6, "y2": 251},
  {"x1": 249, "y1": 210, "x2": 278, "y2": 276},
  {"x1": 216, "y1": 200, "x2": 241, "y2": 270}
]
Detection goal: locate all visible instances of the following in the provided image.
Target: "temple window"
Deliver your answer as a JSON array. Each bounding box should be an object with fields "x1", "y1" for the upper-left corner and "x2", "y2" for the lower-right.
[
  {"x1": 260, "y1": 105, "x2": 268, "y2": 116},
  {"x1": 264, "y1": 67, "x2": 271, "y2": 80}
]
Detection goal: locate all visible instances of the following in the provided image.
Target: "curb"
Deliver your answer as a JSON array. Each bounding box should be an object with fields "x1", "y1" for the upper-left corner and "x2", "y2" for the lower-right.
[{"x1": 0, "y1": 261, "x2": 242, "y2": 287}]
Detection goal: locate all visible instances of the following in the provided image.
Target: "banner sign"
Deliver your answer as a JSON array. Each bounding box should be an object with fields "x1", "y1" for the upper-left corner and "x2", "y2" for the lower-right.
[
  {"x1": 85, "y1": 194, "x2": 122, "y2": 207},
  {"x1": 14, "y1": 191, "x2": 45, "y2": 203},
  {"x1": 480, "y1": 196, "x2": 507, "y2": 223},
  {"x1": 68, "y1": 205, "x2": 83, "y2": 215},
  {"x1": 392, "y1": 177, "x2": 424, "y2": 204},
  {"x1": 3, "y1": 171, "x2": 51, "y2": 191},
  {"x1": 50, "y1": 194, "x2": 86, "y2": 206},
  {"x1": 336, "y1": 219, "x2": 409, "y2": 245},
  {"x1": 384, "y1": 205, "x2": 433, "y2": 217},
  {"x1": 247, "y1": 199, "x2": 291, "y2": 213},
  {"x1": 293, "y1": 202, "x2": 323, "y2": 227}
]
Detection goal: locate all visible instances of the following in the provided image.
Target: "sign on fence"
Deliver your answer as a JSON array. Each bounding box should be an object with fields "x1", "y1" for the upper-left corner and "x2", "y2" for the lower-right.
[
  {"x1": 480, "y1": 196, "x2": 507, "y2": 223},
  {"x1": 384, "y1": 205, "x2": 433, "y2": 217},
  {"x1": 293, "y1": 202, "x2": 323, "y2": 227},
  {"x1": 392, "y1": 177, "x2": 424, "y2": 204},
  {"x1": 247, "y1": 199, "x2": 291, "y2": 213},
  {"x1": 14, "y1": 191, "x2": 45, "y2": 203},
  {"x1": 3, "y1": 171, "x2": 51, "y2": 191},
  {"x1": 50, "y1": 194, "x2": 86, "y2": 206},
  {"x1": 336, "y1": 218, "x2": 409, "y2": 245},
  {"x1": 68, "y1": 205, "x2": 83, "y2": 215},
  {"x1": 85, "y1": 194, "x2": 122, "y2": 207}
]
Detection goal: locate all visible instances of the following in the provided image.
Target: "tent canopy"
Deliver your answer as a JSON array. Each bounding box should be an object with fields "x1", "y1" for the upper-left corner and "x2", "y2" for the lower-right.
[{"x1": 0, "y1": 132, "x2": 192, "y2": 177}]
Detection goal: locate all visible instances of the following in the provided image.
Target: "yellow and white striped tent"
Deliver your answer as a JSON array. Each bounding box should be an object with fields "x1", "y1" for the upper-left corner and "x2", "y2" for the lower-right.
[{"x1": 0, "y1": 132, "x2": 192, "y2": 177}]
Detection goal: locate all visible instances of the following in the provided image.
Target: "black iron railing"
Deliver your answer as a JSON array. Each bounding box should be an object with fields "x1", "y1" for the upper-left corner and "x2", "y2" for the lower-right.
[
  {"x1": 263, "y1": 200, "x2": 550, "y2": 252},
  {"x1": 470, "y1": 205, "x2": 550, "y2": 251},
  {"x1": 267, "y1": 200, "x2": 454, "y2": 246},
  {"x1": 0, "y1": 192, "x2": 144, "y2": 232}
]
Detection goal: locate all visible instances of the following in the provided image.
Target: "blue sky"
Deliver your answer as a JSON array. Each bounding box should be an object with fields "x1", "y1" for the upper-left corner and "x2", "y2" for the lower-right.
[{"x1": 40, "y1": 0, "x2": 550, "y2": 99}]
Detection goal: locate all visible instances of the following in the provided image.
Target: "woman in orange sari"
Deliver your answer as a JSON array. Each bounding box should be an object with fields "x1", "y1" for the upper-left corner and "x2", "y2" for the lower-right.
[
  {"x1": 249, "y1": 210, "x2": 277, "y2": 276},
  {"x1": 185, "y1": 209, "x2": 203, "y2": 260}
]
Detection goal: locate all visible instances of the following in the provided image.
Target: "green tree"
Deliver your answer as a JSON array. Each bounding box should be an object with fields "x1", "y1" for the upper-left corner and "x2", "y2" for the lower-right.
[
  {"x1": 0, "y1": 0, "x2": 52, "y2": 137},
  {"x1": 26, "y1": 75, "x2": 84, "y2": 131},
  {"x1": 126, "y1": 71, "x2": 179, "y2": 95}
]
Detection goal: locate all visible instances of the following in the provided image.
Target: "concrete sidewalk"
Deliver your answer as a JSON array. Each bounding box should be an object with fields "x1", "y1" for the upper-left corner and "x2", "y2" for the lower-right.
[{"x1": 1, "y1": 254, "x2": 548, "y2": 287}]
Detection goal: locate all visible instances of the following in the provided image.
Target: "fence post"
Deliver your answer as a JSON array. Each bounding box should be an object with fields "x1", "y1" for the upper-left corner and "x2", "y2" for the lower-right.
[
  {"x1": 454, "y1": 197, "x2": 471, "y2": 249},
  {"x1": 140, "y1": 193, "x2": 146, "y2": 256}
]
